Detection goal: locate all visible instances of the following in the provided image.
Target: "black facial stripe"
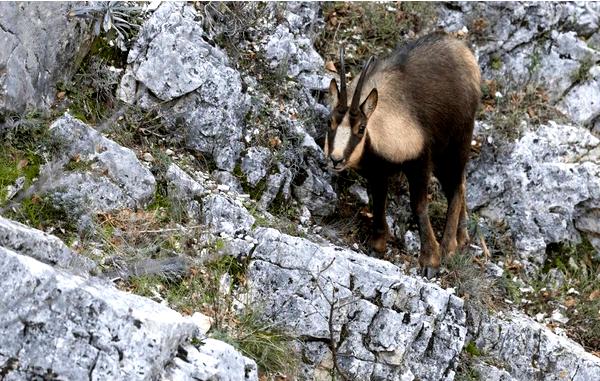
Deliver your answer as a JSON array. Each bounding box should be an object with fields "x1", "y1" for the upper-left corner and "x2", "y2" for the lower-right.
[
  {"x1": 344, "y1": 131, "x2": 362, "y2": 159},
  {"x1": 327, "y1": 128, "x2": 336, "y2": 154}
]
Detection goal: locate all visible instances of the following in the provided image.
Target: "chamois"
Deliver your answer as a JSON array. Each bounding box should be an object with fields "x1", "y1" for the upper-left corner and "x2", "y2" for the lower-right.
[{"x1": 324, "y1": 32, "x2": 481, "y2": 278}]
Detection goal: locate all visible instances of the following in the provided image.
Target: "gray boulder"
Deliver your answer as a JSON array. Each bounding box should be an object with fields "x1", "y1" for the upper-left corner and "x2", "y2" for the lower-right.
[
  {"x1": 120, "y1": 2, "x2": 249, "y2": 172},
  {"x1": 163, "y1": 341, "x2": 258, "y2": 381},
  {"x1": 438, "y1": 2, "x2": 600, "y2": 125},
  {"x1": 165, "y1": 163, "x2": 207, "y2": 221},
  {"x1": 0, "y1": 216, "x2": 95, "y2": 274},
  {"x1": 247, "y1": 228, "x2": 467, "y2": 380},
  {"x1": 468, "y1": 122, "x2": 600, "y2": 269},
  {"x1": 470, "y1": 311, "x2": 600, "y2": 381},
  {"x1": 202, "y1": 194, "x2": 255, "y2": 236},
  {"x1": 245, "y1": 227, "x2": 600, "y2": 380},
  {"x1": 0, "y1": 2, "x2": 92, "y2": 114},
  {"x1": 0, "y1": 247, "x2": 196, "y2": 380},
  {"x1": 241, "y1": 147, "x2": 273, "y2": 187},
  {"x1": 0, "y1": 231, "x2": 258, "y2": 380},
  {"x1": 41, "y1": 113, "x2": 155, "y2": 218},
  {"x1": 261, "y1": 2, "x2": 330, "y2": 91}
]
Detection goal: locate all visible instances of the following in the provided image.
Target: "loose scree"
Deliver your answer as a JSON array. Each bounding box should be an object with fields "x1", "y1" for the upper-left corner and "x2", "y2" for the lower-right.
[{"x1": 324, "y1": 32, "x2": 481, "y2": 278}]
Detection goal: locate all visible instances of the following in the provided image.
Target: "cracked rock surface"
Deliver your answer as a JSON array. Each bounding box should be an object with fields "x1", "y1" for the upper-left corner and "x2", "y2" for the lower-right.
[
  {"x1": 247, "y1": 228, "x2": 467, "y2": 380},
  {"x1": 246, "y1": 228, "x2": 600, "y2": 381},
  {"x1": 0, "y1": 223, "x2": 257, "y2": 381},
  {"x1": 119, "y1": 2, "x2": 249, "y2": 172},
  {"x1": 468, "y1": 122, "x2": 600, "y2": 270},
  {"x1": 439, "y1": 2, "x2": 600, "y2": 127},
  {"x1": 0, "y1": 2, "x2": 92, "y2": 114},
  {"x1": 0, "y1": 215, "x2": 95, "y2": 274},
  {"x1": 469, "y1": 311, "x2": 600, "y2": 381},
  {"x1": 41, "y1": 113, "x2": 156, "y2": 220}
]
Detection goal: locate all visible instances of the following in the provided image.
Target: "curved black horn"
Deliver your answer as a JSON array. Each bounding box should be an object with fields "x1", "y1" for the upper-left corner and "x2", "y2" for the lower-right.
[
  {"x1": 350, "y1": 56, "x2": 375, "y2": 113},
  {"x1": 338, "y1": 46, "x2": 347, "y2": 109}
]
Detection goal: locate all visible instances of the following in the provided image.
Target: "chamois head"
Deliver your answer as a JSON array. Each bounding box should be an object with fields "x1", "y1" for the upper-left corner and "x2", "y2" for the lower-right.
[{"x1": 325, "y1": 48, "x2": 378, "y2": 171}]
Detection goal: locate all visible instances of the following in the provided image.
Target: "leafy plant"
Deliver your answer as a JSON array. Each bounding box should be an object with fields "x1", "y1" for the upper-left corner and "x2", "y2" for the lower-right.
[{"x1": 69, "y1": 1, "x2": 147, "y2": 51}]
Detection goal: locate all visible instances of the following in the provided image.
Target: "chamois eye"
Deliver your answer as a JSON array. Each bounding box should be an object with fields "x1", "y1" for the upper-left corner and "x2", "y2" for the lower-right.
[{"x1": 358, "y1": 124, "x2": 366, "y2": 134}]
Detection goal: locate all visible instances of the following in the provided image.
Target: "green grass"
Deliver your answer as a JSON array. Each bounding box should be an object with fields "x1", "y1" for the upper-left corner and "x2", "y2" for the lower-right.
[
  {"x1": 212, "y1": 310, "x2": 300, "y2": 377},
  {"x1": 125, "y1": 253, "x2": 300, "y2": 377},
  {"x1": 0, "y1": 115, "x2": 57, "y2": 204},
  {"x1": 316, "y1": 2, "x2": 437, "y2": 73},
  {"x1": 571, "y1": 56, "x2": 594, "y2": 84},
  {"x1": 464, "y1": 341, "x2": 482, "y2": 357},
  {"x1": 5, "y1": 196, "x2": 76, "y2": 243}
]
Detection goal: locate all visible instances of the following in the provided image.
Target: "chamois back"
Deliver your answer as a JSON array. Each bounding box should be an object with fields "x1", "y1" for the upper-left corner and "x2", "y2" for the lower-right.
[{"x1": 345, "y1": 32, "x2": 481, "y2": 164}]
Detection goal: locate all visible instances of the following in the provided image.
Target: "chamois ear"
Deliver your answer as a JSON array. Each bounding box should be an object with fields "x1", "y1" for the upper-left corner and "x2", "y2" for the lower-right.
[
  {"x1": 329, "y1": 78, "x2": 339, "y2": 109},
  {"x1": 361, "y1": 88, "x2": 378, "y2": 119}
]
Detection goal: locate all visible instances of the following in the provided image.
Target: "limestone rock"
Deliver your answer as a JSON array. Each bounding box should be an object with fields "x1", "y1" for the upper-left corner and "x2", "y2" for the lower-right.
[
  {"x1": 0, "y1": 2, "x2": 92, "y2": 114},
  {"x1": 468, "y1": 122, "x2": 600, "y2": 269},
  {"x1": 470, "y1": 311, "x2": 600, "y2": 381},
  {"x1": 247, "y1": 228, "x2": 467, "y2": 380},
  {"x1": 0, "y1": 216, "x2": 95, "y2": 274},
  {"x1": 202, "y1": 194, "x2": 255, "y2": 235},
  {"x1": 163, "y1": 341, "x2": 258, "y2": 381},
  {"x1": 241, "y1": 147, "x2": 272, "y2": 187},
  {"x1": 120, "y1": 2, "x2": 249, "y2": 171},
  {"x1": 262, "y1": 3, "x2": 329, "y2": 91},
  {"x1": 0, "y1": 247, "x2": 197, "y2": 380},
  {"x1": 165, "y1": 163, "x2": 207, "y2": 221},
  {"x1": 43, "y1": 113, "x2": 155, "y2": 218}
]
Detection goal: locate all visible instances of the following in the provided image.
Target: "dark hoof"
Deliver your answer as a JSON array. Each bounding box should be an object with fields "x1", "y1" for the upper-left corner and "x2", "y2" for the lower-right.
[{"x1": 420, "y1": 266, "x2": 440, "y2": 279}]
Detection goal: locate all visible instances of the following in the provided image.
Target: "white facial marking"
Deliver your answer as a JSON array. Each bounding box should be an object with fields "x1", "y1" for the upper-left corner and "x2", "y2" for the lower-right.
[{"x1": 331, "y1": 116, "x2": 351, "y2": 159}]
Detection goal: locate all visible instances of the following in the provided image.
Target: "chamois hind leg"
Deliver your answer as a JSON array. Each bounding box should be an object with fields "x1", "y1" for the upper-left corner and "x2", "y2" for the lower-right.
[
  {"x1": 457, "y1": 177, "x2": 470, "y2": 248},
  {"x1": 368, "y1": 175, "x2": 390, "y2": 254},
  {"x1": 405, "y1": 158, "x2": 440, "y2": 278},
  {"x1": 437, "y1": 150, "x2": 469, "y2": 258}
]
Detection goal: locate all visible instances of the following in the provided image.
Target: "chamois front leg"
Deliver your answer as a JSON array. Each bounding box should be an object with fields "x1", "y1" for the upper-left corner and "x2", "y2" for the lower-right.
[
  {"x1": 405, "y1": 160, "x2": 440, "y2": 278},
  {"x1": 368, "y1": 175, "x2": 390, "y2": 255}
]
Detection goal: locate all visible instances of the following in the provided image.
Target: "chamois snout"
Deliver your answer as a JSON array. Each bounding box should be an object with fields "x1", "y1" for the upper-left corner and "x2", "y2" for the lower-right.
[{"x1": 329, "y1": 154, "x2": 345, "y2": 170}]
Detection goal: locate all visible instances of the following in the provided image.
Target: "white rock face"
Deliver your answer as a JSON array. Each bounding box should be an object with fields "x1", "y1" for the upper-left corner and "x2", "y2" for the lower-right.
[
  {"x1": 163, "y1": 341, "x2": 258, "y2": 381},
  {"x1": 43, "y1": 113, "x2": 156, "y2": 218},
  {"x1": 119, "y1": 2, "x2": 249, "y2": 172},
  {"x1": 166, "y1": 163, "x2": 207, "y2": 221},
  {"x1": 0, "y1": 3, "x2": 92, "y2": 113},
  {"x1": 0, "y1": 247, "x2": 197, "y2": 380},
  {"x1": 438, "y1": 2, "x2": 600, "y2": 126},
  {"x1": 202, "y1": 194, "x2": 255, "y2": 235},
  {"x1": 262, "y1": 2, "x2": 330, "y2": 91},
  {"x1": 245, "y1": 228, "x2": 600, "y2": 380},
  {"x1": 241, "y1": 147, "x2": 273, "y2": 187},
  {"x1": 471, "y1": 312, "x2": 600, "y2": 381},
  {"x1": 0, "y1": 221, "x2": 258, "y2": 381},
  {"x1": 248, "y1": 228, "x2": 467, "y2": 380},
  {"x1": 0, "y1": 216, "x2": 95, "y2": 274},
  {"x1": 468, "y1": 122, "x2": 600, "y2": 269}
]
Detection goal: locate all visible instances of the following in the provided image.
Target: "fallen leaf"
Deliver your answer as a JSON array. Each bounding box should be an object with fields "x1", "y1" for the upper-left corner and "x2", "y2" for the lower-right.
[
  {"x1": 56, "y1": 91, "x2": 66, "y2": 100},
  {"x1": 17, "y1": 159, "x2": 28, "y2": 170},
  {"x1": 564, "y1": 297, "x2": 577, "y2": 308},
  {"x1": 325, "y1": 60, "x2": 337, "y2": 72},
  {"x1": 589, "y1": 289, "x2": 600, "y2": 301}
]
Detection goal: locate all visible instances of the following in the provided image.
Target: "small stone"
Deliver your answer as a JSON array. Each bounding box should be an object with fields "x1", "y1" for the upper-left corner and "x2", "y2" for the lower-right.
[
  {"x1": 189, "y1": 312, "x2": 212, "y2": 335},
  {"x1": 165, "y1": 149, "x2": 175, "y2": 156},
  {"x1": 143, "y1": 152, "x2": 155, "y2": 162},
  {"x1": 217, "y1": 184, "x2": 230, "y2": 192},
  {"x1": 349, "y1": 184, "x2": 369, "y2": 205}
]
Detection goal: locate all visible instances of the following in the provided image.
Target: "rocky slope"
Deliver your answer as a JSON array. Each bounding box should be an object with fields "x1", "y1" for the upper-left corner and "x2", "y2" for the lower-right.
[{"x1": 0, "y1": 2, "x2": 599, "y2": 380}]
